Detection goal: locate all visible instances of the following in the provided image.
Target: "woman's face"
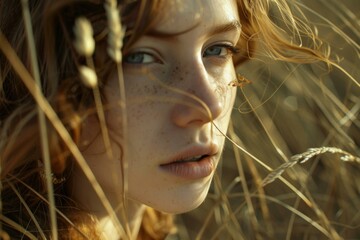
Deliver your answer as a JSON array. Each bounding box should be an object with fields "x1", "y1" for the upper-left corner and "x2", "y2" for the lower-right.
[{"x1": 75, "y1": 0, "x2": 240, "y2": 214}]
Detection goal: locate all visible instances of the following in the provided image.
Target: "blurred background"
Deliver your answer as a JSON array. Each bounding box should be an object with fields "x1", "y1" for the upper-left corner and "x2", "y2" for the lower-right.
[{"x1": 178, "y1": 0, "x2": 360, "y2": 239}]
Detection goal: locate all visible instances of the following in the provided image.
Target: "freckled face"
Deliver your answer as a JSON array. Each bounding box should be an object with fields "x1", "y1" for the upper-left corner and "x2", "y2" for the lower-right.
[{"x1": 81, "y1": 0, "x2": 240, "y2": 213}]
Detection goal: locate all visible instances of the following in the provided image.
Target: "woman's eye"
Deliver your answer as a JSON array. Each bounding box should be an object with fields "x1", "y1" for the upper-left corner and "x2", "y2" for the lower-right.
[
  {"x1": 123, "y1": 52, "x2": 156, "y2": 64},
  {"x1": 203, "y1": 45, "x2": 239, "y2": 58}
]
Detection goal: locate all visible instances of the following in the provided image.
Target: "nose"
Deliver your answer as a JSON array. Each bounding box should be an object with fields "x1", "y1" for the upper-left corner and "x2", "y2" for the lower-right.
[{"x1": 170, "y1": 59, "x2": 224, "y2": 128}]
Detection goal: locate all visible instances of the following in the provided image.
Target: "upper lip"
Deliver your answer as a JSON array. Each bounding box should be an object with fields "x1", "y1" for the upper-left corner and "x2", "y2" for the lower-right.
[{"x1": 160, "y1": 143, "x2": 219, "y2": 165}]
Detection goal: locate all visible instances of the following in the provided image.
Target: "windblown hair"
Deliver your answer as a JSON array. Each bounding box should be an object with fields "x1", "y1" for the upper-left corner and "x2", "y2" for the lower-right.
[{"x1": 0, "y1": 0, "x2": 336, "y2": 239}]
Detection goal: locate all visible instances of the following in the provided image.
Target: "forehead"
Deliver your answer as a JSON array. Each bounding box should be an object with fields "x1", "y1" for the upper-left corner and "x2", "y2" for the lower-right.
[{"x1": 154, "y1": 0, "x2": 239, "y2": 34}]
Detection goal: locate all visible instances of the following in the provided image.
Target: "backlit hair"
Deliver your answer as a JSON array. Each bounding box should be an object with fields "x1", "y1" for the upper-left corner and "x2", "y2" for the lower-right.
[{"x1": 0, "y1": 0, "x2": 341, "y2": 239}]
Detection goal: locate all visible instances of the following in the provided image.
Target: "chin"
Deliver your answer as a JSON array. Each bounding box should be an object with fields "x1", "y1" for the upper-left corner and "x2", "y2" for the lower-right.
[
  {"x1": 154, "y1": 197, "x2": 206, "y2": 214},
  {"x1": 172, "y1": 197, "x2": 206, "y2": 214},
  {"x1": 150, "y1": 184, "x2": 211, "y2": 214}
]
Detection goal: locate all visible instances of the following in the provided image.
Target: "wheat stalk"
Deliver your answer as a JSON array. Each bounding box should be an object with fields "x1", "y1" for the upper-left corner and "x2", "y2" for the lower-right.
[
  {"x1": 104, "y1": 0, "x2": 125, "y2": 64},
  {"x1": 103, "y1": 1, "x2": 133, "y2": 238},
  {"x1": 20, "y1": 0, "x2": 58, "y2": 238},
  {"x1": 262, "y1": 147, "x2": 360, "y2": 186},
  {"x1": 0, "y1": 32, "x2": 127, "y2": 239},
  {"x1": 8, "y1": 182, "x2": 46, "y2": 239},
  {"x1": 73, "y1": 17, "x2": 113, "y2": 158}
]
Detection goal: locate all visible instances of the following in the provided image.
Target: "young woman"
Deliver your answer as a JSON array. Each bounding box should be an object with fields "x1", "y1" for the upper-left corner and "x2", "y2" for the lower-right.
[{"x1": 0, "y1": 0, "x2": 358, "y2": 239}]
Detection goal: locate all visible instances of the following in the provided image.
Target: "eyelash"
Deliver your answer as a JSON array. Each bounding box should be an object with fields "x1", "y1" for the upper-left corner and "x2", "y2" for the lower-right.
[
  {"x1": 203, "y1": 44, "x2": 240, "y2": 58},
  {"x1": 123, "y1": 51, "x2": 159, "y2": 65},
  {"x1": 123, "y1": 44, "x2": 240, "y2": 65}
]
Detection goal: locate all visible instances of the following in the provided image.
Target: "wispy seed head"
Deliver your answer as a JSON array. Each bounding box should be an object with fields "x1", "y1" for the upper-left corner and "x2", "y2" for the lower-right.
[
  {"x1": 105, "y1": 0, "x2": 125, "y2": 63},
  {"x1": 73, "y1": 17, "x2": 95, "y2": 57},
  {"x1": 79, "y1": 65, "x2": 98, "y2": 89}
]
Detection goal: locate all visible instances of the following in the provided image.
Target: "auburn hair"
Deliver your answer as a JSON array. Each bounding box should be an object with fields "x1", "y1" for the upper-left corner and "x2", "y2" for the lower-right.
[{"x1": 0, "y1": 0, "x2": 331, "y2": 239}]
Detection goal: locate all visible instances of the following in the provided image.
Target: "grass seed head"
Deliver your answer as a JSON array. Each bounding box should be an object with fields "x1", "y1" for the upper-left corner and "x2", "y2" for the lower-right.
[
  {"x1": 73, "y1": 17, "x2": 95, "y2": 57},
  {"x1": 105, "y1": 0, "x2": 125, "y2": 63},
  {"x1": 79, "y1": 65, "x2": 98, "y2": 89}
]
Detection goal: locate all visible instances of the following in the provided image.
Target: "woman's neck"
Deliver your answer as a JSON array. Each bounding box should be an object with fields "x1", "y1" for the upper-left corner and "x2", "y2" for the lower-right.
[{"x1": 97, "y1": 201, "x2": 146, "y2": 240}]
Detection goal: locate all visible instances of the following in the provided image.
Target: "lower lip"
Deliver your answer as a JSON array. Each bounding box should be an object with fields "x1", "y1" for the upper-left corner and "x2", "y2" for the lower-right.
[{"x1": 160, "y1": 156, "x2": 215, "y2": 180}]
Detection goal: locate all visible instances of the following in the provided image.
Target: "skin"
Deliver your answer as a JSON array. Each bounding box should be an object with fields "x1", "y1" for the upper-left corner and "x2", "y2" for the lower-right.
[{"x1": 68, "y1": 0, "x2": 240, "y2": 238}]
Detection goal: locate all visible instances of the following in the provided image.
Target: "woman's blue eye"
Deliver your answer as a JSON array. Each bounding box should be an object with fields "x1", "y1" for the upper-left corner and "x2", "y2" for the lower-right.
[
  {"x1": 124, "y1": 52, "x2": 156, "y2": 64},
  {"x1": 203, "y1": 45, "x2": 239, "y2": 57}
]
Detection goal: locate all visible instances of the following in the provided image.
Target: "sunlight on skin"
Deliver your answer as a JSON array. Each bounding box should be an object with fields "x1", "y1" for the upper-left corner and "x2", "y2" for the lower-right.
[{"x1": 68, "y1": 0, "x2": 240, "y2": 238}]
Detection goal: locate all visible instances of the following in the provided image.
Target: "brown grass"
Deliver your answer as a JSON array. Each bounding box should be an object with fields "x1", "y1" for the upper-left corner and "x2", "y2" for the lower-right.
[
  {"x1": 177, "y1": 0, "x2": 360, "y2": 239},
  {"x1": 0, "y1": 0, "x2": 359, "y2": 239}
]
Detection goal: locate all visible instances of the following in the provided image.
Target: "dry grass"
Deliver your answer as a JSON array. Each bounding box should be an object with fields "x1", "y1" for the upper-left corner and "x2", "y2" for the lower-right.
[
  {"x1": 0, "y1": 0, "x2": 359, "y2": 239},
  {"x1": 177, "y1": 0, "x2": 360, "y2": 239}
]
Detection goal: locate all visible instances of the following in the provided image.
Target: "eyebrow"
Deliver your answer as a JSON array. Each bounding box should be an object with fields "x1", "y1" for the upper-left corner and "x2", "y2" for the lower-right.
[
  {"x1": 208, "y1": 20, "x2": 242, "y2": 36},
  {"x1": 146, "y1": 20, "x2": 241, "y2": 38}
]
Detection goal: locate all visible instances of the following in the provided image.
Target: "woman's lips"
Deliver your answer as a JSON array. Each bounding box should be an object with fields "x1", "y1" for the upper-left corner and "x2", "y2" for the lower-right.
[
  {"x1": 159, "y1": 145, "x2": 218, "y2": 180},
  {"x1": 160, "y1": 155, "x2": 215, "y2": 179}
]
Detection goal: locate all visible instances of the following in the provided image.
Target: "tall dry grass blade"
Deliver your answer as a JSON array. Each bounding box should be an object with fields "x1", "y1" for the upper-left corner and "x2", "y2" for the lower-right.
[
  {"x1": 293, "y1": 3, "x2": 360, "y2": 88},
  {"x1": 104, "y1": 0, "x2": 130, "y2": 236},
  {"x1": 195, "y1": 174, "x2": 226, "y2": 239},
  {"x1": 105, "y1": 0, "x2": 125, "y2": 63},
  {"x1": 74, "y1": 17, "x2": 113, "y2": 159},
  {"x1": 228, "y1": 123, "x2": 262, "y2": 239},
  {"x1": 236, "y1": 138, "x2": 274, "y2": 235},
  {"x1": 195, "y1": 174, "x2": 244, "y2": 240},
  {"x1": 0, "y1": 111, "x2": 37, "y2": 238},
  {"x1": 292, "y1": 147, "x2": 360, "y2": 163},
  {"x1": 302, "y1": 186, "x2": 342, "y2": 239},
  {"x1": 114, "y1": 63, "x2": 130, "y2": 234},
  {"x1": 212, "y1": 124, "x2": 313, "y2": 207},
  {"x1": 294, "y1": 147, "x2": 344, "y2": 239},
  {"x1": 261, "y1": 161, "x2": 298, "y2": 186},
  {"x1": 285, "y1": 144, "x2": 327, "y2": 240},
  {"x1": 321, "y1": 0, "x2": 360, "y2": 39},
  {"x1": 239, "y1": 193, "x2": 333, "y2": 238},
  {"x1": 92, "y1": 84, "x2": 114, "y2": 158},
  {"x1": 0, "y1": 33, "x2": 128, "y2": 239},
  {"x1": 0, "y1": 215, "x2": 37, "y2": 240},
  {"x1": 305, "y1": 70, "x2": 360, "y2": 127},
  {"x1": 262, "y1": 147, "x2": 360, "y2": 186},
  {"x1": 194, "y1": 204, "x2": 216, "y2": 240},
  {"x1": 285, "y1": 193, "x2": 300, "y2": 240},
  {"x1": 11, "y1": 176, "x2": 89, "y2": 239},
  {"x1": 236, "y1": 64, "x2": 300, "y2": 114},
  {"x1": 213, "y1": 173, "x2": 241, "y2": 233},
  {"x1": 209, "y1": 124, "x2": 347, "y2": 238},
  {"x1": 225, "y1": 192, "x2": 336, "y2": 239},
  {"x1": 8, "y1": 182, "x2": 46, "y2": 239},
  {"x1": 20, "y1": 0, "x2": 57, "y2": 239},
  {"x1": 240, "y1": 87, "x2": 290, "y2": 160}
]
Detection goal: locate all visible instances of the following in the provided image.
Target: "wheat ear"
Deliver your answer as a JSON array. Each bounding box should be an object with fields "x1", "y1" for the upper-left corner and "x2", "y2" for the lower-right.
[
  {"x1": 262, "y1": 147, "x2": 360, "y2": 186},
  {"x1": 103, "y1": 0, "x2": 132, "y2": 238},
  {"x1": 74, "y1": 17, "x2": 113, "y2": 158}
]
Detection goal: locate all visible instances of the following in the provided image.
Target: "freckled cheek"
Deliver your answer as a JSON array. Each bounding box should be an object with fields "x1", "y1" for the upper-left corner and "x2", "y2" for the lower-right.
[
  {"x1": 126, "y1": 95, "x2": 165, "y2": 130},
  {"x1": 124, "y1": 68, "x2": 173, "y2": 95},
  {"x1": 210, "y1": 62, "x2": 236, "y2": 82},
  {"x1": 211, "y1": 65, "x2": 237, "y2": 105}
]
